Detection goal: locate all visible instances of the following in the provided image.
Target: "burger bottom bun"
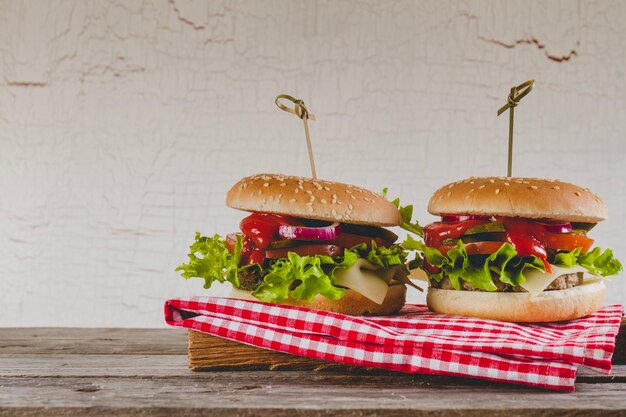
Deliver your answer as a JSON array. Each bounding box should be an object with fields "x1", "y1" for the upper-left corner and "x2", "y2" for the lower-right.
[
  {"x1": 229, "y1": 283, "x2": 406, "y2": 316},
  {"x1": 427, "y1": 281, "x2": 605, "y2": 323}
]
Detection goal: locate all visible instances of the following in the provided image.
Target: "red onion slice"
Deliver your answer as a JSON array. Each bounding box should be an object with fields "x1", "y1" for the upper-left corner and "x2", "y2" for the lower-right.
[
  {"x1": 539, "y1": 222, "x2": 573, "y2": 234},
  {"x1": 278, "y1": 222, "x2": 341, "y2": 241},
  {"x1": 441, "y1": 214, "x2": 490, "y2": 223}
]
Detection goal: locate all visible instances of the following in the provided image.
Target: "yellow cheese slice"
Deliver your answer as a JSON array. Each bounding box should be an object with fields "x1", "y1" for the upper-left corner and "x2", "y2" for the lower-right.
[
  {"x1": 520, "y1": 264, "x2": 597, "y2": 296},
  {"x1": 334, "y1": 259, "x2": 390, "y2": 305}
]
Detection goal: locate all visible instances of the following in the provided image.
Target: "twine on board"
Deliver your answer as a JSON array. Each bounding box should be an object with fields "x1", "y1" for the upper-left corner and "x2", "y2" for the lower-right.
[
  {"x1": 497, "y1": 80, "x2": 535, "y2": 177},
  {"x1": 275, "y1": 94, "x2": 317, "y2": 179}
]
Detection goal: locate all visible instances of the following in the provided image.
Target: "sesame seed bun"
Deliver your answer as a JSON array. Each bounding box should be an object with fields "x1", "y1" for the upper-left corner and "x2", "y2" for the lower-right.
[
  {"x1": 229, "y1": 282, "x2": 407, "y2": 316},
  {"x1": 428, "y1": 177, "x2": 607, "y2": 223},
  {"x1": 227, "y1": 174, "x2": 403, "y2": 226},
  {"x1": 426, "y1": 281, "x2": 605, "y2": 323}
]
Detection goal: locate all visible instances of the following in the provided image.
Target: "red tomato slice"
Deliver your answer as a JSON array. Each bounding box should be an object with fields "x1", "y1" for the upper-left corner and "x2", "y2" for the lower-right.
[
  {"x1": 265, "y1": 244, "x2": 343, "y2": 259},
  {"x1": 437, "y1": 241, "x2": 505, "y2": 256},
  {"x1": 545, "y1": 233, "x2": 594, "y2": 253}
]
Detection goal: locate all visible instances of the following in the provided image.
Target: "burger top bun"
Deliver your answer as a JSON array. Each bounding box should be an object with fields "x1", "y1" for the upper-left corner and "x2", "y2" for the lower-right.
[
  {"x1": 428, "y1": 177, "x2": 608, "y2": 223},
  {"x1": 226, "y1": 173, "x2": 403, "y2": 226}
]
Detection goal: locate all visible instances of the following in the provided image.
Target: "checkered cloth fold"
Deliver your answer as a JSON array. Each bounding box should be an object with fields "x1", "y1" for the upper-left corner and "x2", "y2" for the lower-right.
[{"x1": 164, "y1": 297, "x2": 623, "y2": 391}]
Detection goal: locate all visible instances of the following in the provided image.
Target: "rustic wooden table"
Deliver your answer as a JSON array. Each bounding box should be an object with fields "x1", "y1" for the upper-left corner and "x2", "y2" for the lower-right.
[{"x1": 2, "y1": 327, "x2": 626, "y2": 416}]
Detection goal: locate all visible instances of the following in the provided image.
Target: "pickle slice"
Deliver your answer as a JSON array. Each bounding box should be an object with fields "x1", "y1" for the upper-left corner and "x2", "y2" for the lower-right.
[{"x1": 463, "y1": 222, "x2": 506, "y2": 235}]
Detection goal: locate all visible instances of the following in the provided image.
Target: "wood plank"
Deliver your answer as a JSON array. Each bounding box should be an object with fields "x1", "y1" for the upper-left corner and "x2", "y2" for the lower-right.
[
  {"x1": 0, "y1": 354, "x2": 190, "y2": 377},
  {"x1": 2, "y1": 354, "x2": 623, "y2": 382},
  {"x1": 188, "y1": 317, "x2": 626, "y2": 371},
  {"x1": 2, "y1": 375, "x2": 626, "y2": 417},
  {"x1": 0, "y1": 328, "x2": 187, "y2": 355}
]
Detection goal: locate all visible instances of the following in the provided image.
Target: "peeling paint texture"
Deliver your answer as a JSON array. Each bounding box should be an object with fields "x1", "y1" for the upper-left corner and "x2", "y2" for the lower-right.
[{"x1": 1, "y1": 1, "x2": 625, "y2": 327}]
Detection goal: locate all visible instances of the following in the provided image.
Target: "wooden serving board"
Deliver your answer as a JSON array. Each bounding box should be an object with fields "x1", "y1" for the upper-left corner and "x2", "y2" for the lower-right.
[{"x1": 188, "y1": 318, "x2": 626, "y2": 371}]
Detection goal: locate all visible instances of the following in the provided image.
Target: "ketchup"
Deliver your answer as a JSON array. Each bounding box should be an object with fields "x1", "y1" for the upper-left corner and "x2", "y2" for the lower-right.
[
  {"x1": 423, "y1": 219, "x2": 491, "y2": 248},
  {"x1": 239, "y1": 213, "x2": 300, "y2": 249},
  {"x1": 500, "y1": 218, "x2": 552, "y2": 272},
  {"x1": 235, "y1": 213, "x2": 301, "y2": 265}
]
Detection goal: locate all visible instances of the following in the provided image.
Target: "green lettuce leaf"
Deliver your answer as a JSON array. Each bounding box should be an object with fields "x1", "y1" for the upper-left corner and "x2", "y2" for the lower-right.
[
  {"x1": 553, "y1": 247, "x2": 581, "y2": 267},
  {"x1": 404, "y1": 235, "x2": 623, "y2": 292},
  {"x1": 176, "y1": 233, "x2": 242, "y2": 289},
  {"x1": 253, "y1": 251, "x2": 352, "y2": 303},
  {"x1": 564, "y1": 247, "x2": 622, "y2": 276},
  {"x1": 382, "y1": 188, "x2": 423, "y2": 237},
  {"x1": 253, "y1": 243, "x2": 409, "y2": 303},
  {"x1": 177, "y1": 232, "x2": 414, "y2": 303}
]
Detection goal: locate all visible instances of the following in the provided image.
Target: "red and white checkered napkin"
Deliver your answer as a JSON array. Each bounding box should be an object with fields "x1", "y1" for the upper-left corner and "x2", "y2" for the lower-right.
[{"x1": 164, "y1": 297, "x2": 623, "y2": 391}]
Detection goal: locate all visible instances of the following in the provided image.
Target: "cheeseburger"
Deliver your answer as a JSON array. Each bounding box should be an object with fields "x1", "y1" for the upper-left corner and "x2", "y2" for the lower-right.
[
  {"x1": 177, "y1": 173, "x2": 419, "y2": 315},
  {"x1": 419, "y1": 177, "x2": 622, "y2": 322}
]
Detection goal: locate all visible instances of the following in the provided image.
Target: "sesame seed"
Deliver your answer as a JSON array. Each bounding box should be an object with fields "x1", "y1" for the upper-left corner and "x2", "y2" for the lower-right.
[
  {"x1": 298, "y1": 185, "x2": 304, "y2": 190},
  {"x1": 469, "y1": 188, "x2": 475, "y2": 193},
  {"x1": 324, "y1": 187, "x2": 331, "y2": 191},
  {"x1": 575, "y1": 191, "x2": 581, "y2": 197},
  {"x1": 337, "y1": 214, "x2": 343, "y2": 220},
  {"x1": 531, "y1": 185, "x2": 538, "y2": 190},
  {"x1": 345, "y1": 189, "x2": 352, "y2": 194},
  {"x1": 553, "y1": 186, "x2": 560, "y2": 190},
  {"x1": 306, "y1": 202, "x2": 313, "y2": 206},
  {"x1": 465, "y1": 195, "x2": 471, "y2": 200},
  {"x1": 309, "y1": 195, "x2": 315, "y2": 202},
  {"x1": 448, "y1": 184, "x2": 454, "y2": 189},
  {"x1": 280, "y1": 183, "x2": 286, "y2": 187},
  {"x1": 306, "y1": 190, "x2": 312, "y2": 194},
  {"x1": 348, "y1": 204, "x2": 353, "y2": 210},
  {"x1": 307, "y1": 206, "x2": 314, "y2": 213},
  {"x1": 495, "y1": 189, "x2": 500, "y2": 194},
  {"x1": 504, "y1": 182, "x2": 510, "y2": 186},
  {"x1": 257, "y1": 190, "x2": 262, "y2": 195},
  {"x1": 261, "y1": 175, "x2": 271, "y2": 181},
  {"x1": 470, "y1": 181, "x2": 474, "y2": 185},
  {"x1": 238, "y1": 183, "x2": 245, "y2": 191},
  {"x1": 332, "y1": 194, "x2": 337, "y2": 200},
  {"x1": 350, "y1": 195, "x2": 356, "y2": 200},
  {"x1": 489, "y1": 179, "x2": 495, "y2": 183},
  {"x1": 294, "y1": 188, "x2": 299, "y2": 193},
  {"x1": 331, "y1": 209, "x2": 337, "y2": 216},
  {"x1": 321, "y1": 199, "x2": 327, "y2": 204},
  {"x1": 479, "y1": 185, "x2": 485, "y2": 190},
  {"x1": 289, "y1": 198, "x2": 296, "y2": 203},
  {"x1": 263, "y1": 182, "x2": 269, "y2": 187}
]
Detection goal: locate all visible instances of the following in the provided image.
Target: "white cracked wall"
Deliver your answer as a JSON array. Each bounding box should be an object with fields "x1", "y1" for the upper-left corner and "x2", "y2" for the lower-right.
[{"x1": 1, "y1": 0, "x2": 625, "y2": 327}]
